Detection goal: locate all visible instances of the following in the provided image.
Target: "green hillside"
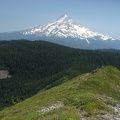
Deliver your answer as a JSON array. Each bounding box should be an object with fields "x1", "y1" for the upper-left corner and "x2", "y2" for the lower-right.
[
  {"x1": 0, "y1": 40, "x2": 120, "y2": 110},
  {"x1": 0, "y1": 66, "x2": 120, "y2": 120}
]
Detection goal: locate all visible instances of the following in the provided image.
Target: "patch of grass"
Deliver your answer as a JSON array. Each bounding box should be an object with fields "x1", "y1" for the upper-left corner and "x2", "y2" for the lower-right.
[{"x1": 77, "y1": 66, "x2": 120, "y2": 102}]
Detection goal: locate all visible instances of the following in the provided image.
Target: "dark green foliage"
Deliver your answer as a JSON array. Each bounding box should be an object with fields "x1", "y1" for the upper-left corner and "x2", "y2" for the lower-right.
[
  {"x1": 0, "y1": 40, "x2": 120, "y2": 110},
  {"x1": 98, "y1": 49, "x2": 120, "y2": 53}
]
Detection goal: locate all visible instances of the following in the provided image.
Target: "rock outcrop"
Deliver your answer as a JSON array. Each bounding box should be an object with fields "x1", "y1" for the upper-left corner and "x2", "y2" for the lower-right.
[{"x1": 0, "y1": 70, "x2": 11, "y2": 79}]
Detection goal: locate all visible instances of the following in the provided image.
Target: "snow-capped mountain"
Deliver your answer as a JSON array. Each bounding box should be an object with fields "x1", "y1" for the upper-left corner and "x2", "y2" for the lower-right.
[
  {"x1": 23, "y1": 15, "x2": 115, "y2": 42},
  {"x1": 0, "y1": 15, "x2": 120, "y2": 49}
]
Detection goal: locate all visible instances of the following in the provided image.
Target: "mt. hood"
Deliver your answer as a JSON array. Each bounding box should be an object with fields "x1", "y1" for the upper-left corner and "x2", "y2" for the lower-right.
[{"x1": 0, "y1": 15, "x2": 120, "y2": 49}]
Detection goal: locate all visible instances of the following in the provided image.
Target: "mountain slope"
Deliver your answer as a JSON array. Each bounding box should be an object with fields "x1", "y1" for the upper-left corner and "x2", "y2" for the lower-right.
[
  {"x1": 0, "y1": 66, "x2": 120, "y2": 120},
  {"x1": 0, "y1": 15, "x2": 120, "y2": 49},
  {"x1": 23, "y1": 15, "x2": 114, "y2": 41},
  {"x1": 1, "y1": 40, "x2": 120, "y2": 110}
]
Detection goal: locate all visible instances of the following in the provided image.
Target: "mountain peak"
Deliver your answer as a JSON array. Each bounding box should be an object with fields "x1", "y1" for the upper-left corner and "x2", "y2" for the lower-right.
[
  {"x1": 58, "y1": 14, "x2": 69, "y2": 19},
  {"x1": 56, "y1": 14, "x2": 73, "y2": 23},
  {"x1": 1, "y1": 15, "x2": 119, "y2": 49},
  {"x1": 23, "y1": 15, "x2": 115, "y2": 42}
]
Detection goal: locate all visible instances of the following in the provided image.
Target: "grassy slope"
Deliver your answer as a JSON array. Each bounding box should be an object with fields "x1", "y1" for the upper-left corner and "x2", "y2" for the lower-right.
[{"x1": 0, "y1": 66, "x2": 120, "y2": 120}]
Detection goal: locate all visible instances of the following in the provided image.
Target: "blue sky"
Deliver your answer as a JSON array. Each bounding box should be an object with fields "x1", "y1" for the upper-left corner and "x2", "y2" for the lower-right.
[{"x1": 0, "y1": 0, "x2": 120, "y2": 39}]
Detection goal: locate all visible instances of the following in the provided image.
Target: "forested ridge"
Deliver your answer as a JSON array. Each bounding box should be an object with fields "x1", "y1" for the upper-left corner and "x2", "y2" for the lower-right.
[
  {"x1": 0, "y1": 40, "x2": 120, "y2": 110},
  {"x1": 98, "y1": 49, "x2": 120, "y2": 53}
]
